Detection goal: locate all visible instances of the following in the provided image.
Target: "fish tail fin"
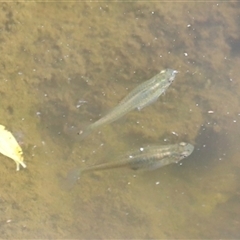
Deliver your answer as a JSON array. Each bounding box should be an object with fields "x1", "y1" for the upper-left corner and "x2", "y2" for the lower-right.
[
  {"x1": 64, "y1": 168, "x2": 82, "y2": 190},
  {"x1": 78, "y1": 125, "x2": 93, "y2": 141}
]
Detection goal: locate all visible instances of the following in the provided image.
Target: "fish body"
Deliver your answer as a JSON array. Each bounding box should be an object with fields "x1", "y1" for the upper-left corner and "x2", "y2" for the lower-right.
[
  {"x1": 67, "y1": 142, "x2": 194, "y2": 186},
  {"x1": 79, "y1": 69, "x2": 178, "y2": 139}
]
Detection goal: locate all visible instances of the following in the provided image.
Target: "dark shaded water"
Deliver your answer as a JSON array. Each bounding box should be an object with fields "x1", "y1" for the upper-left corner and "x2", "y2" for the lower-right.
[{"x1": 0, "y1": 2, "x2": 239, "y2": 238}]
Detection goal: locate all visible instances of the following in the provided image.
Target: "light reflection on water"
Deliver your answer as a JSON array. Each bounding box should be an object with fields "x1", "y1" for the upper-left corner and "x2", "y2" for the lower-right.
[{"x1": 0, "y1": 2, "x2": 240, "y2": 239}]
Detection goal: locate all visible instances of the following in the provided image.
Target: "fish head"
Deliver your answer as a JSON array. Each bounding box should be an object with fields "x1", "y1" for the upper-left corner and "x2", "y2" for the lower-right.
[
  {"x1": 178, "y1": 142, "x2": 194, "y2": 161},
  {"x1": 156, "y1": 68, "x2": 178, "y2": 88},
  {"x1": 167, "y1": 69, "x2": 178, "y2": 82},
  {"x1": 160, "y1": 69, "x2": 178, "y2": 86}
]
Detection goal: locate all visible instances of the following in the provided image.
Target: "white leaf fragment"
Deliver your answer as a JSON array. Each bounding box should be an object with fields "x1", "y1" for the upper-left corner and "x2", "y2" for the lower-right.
[{"x1": 0, "y1": 125, "x2": 26, "y2": 171}]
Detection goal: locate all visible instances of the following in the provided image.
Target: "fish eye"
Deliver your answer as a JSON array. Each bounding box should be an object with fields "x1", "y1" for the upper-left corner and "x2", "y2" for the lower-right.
[{"x1": 181, "y1": 151, "x2": 189, "y2": 158}]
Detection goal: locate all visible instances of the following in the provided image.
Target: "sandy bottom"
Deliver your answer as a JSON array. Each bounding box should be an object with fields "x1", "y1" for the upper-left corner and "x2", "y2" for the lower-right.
[{"x1": 0, "y1": 2, "x2": 239, "y2": 238}]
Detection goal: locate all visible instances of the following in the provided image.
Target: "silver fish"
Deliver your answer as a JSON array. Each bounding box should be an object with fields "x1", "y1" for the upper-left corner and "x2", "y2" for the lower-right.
[
  {"x1": 66, "y1": 142, "x2": 194, "y2": 187},
  {"x1": 79, "y1": 69, "x2": 178, "y2": 139}
]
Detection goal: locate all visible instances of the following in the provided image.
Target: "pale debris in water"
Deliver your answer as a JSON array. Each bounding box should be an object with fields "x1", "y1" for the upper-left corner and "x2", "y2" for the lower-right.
[{"x1": 0, "y1": 125, "x2": 26, "y2": 171}]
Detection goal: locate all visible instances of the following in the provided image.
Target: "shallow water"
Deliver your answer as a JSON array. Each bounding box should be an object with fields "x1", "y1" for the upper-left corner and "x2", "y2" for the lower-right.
[{"x1": 0, "y1": 2, "x2": 240, "y2": 238}]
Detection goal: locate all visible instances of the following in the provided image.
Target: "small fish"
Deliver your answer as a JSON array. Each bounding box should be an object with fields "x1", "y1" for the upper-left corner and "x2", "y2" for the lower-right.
[
  {"x1": 79, "y1": 69, "x2": 178, "y2": 139},
  {"x1": 66, "y1": 142, "x2": 194, "y2": 187}
]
